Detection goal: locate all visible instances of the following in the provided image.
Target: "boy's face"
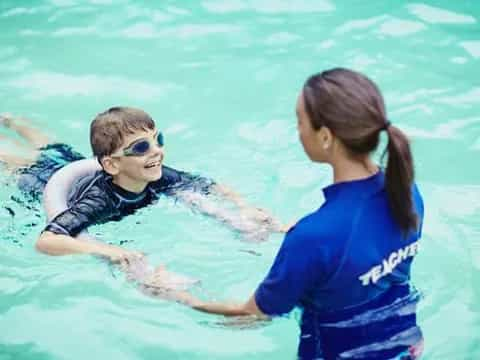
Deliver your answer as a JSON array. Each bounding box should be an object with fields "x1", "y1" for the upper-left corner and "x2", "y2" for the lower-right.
[{"x1": 103, "y1": 128, "x2": 164, "y2": 191}]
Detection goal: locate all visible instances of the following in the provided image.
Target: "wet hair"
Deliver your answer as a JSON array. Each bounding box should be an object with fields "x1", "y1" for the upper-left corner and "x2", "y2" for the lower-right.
[
  {"x1": 90, "y1": 106, "x2": 155, "y2": 159},
  {"x1": 302, "y1": 68, "x2": 417, "y2": 234}
]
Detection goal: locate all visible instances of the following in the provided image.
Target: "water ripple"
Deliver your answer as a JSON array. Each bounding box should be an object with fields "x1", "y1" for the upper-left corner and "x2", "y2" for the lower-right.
[
  {"x1": 407, "y1": 3, "x2": 476, "y2": 25},
  {"x1": 460, "y1": 41, "x2": 480, "y2": 58},
  {"x1": 202, "y1": 0, "x2": 335, "y2": 14},
  {"x1": 377, "y1": 18, "x2": 426, "y2": 37},
  {"x1": 8, "y1": 72, "x2": 182, "y2": 100}
]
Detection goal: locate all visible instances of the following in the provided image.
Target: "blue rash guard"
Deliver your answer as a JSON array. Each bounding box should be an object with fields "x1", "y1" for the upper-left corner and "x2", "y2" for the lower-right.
[{"x1": 255, "y1": 172, "x2": 424, "y2": 360}]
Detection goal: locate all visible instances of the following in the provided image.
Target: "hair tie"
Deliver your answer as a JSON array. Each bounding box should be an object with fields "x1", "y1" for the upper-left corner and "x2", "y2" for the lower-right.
[{"x1": 382, "y1": 121, "x2": 392, "y2": 131}]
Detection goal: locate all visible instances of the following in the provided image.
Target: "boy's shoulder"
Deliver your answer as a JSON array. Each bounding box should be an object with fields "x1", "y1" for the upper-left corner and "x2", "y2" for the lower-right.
[
  {"x1": 45, "y1": 170, "x2": 118, "y2": 237},
  {"x1": 68, "y1": 170, "x2": 116, "y2": 206},
  {"x1": 147, "y1": 165, "x2": 215, "y2": 196}
]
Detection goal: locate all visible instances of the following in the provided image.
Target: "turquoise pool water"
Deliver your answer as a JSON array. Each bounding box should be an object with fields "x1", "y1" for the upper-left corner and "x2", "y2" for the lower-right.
[{"x1": 1, "y1": 1, "x2": 479, "y2": 359}]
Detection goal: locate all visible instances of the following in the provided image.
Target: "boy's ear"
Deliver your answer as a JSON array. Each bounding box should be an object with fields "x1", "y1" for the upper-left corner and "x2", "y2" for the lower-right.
[{"x1": 100, "y1": 156, "x2": 120, "y2": 176}]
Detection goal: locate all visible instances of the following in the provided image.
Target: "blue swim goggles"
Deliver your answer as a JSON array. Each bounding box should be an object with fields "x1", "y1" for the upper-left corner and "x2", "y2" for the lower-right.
[{"x1": 119, "y1": 131, "x2": 164, "y2": 157}]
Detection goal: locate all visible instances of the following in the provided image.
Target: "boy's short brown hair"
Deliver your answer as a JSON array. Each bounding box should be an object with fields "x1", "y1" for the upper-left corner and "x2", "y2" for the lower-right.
[{"x1": 90, "y1": 107, "x2": 155, "y2": 159}]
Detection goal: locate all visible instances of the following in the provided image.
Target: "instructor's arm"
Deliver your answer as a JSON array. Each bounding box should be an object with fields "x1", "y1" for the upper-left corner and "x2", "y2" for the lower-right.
[{"x1": 192, "y1": 294, "x2": 266, "y2": 317}]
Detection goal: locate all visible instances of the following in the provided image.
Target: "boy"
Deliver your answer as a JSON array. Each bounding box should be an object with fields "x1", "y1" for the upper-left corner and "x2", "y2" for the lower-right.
[{"x1": 1, "y1": 108, "x2": 285, "y2": 266}]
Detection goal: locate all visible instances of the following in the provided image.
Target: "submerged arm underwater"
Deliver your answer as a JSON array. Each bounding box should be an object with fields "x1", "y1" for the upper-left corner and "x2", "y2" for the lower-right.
[{"x1": 176, "y1": 183, "x2": 288, "y2": 241}]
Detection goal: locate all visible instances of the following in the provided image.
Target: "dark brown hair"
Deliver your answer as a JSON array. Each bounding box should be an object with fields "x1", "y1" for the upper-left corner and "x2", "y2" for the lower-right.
[
  {"x1": 90, "y1": 106, "x2": 155, "y2": 159},
  {"x1": 302, "y1": 68, "x2": 417, "y2": 234}
]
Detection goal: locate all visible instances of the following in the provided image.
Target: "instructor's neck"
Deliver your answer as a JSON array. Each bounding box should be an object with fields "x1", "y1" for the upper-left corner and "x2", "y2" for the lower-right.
[{"x1": 331, "y1": 156, "x2": 378, "y2": 184}]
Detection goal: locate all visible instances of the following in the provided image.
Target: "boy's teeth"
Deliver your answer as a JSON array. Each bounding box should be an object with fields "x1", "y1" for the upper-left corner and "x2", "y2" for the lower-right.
[{"x1": 145, "y1": 161, "x2": 160, "y2": 168}]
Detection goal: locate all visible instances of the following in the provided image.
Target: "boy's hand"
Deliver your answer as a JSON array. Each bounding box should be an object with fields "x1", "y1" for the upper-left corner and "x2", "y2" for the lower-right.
[
  {"x1": 142, "y1": 265, "x2": 199, "y2": 290},
  {"x1": 106, "y1": 247, "x2": 145, "y2": 264},
  {"x1": 239, "y1": 207, "x2": 289, "y2": 233},
  {"x1": 240, "y1": 207, "x2": 272, "y2": 223}
]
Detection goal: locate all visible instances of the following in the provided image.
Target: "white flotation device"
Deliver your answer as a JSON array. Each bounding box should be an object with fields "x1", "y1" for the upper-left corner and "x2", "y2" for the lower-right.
[
  {"x1": 43, "y1": 158, "x2": 101, "y2": 221},
  {"x1": 43, "y1": 158, "x2": 101, "y2": 241}
]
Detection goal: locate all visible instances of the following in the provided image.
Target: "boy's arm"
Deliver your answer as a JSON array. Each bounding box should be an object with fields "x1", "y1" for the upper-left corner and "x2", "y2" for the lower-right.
[
  {"x1": 36, "y1": 231, "x2": 139, "y2": 262},
  {"x1": 156, "y1": 166, "x2": 288, "y2": 237},
  {"x1": 175, "y1": 184, "x2": 288, "y2": 239},
  {"x1": 210, "y1": 184, "x2": 249, "y2": 208},
  {"x1": 37, "y1": 184, "x2": 140, "y2": 260},
  {"x1": 210, "y1": 184, "x2": 288, "y2": 232}
]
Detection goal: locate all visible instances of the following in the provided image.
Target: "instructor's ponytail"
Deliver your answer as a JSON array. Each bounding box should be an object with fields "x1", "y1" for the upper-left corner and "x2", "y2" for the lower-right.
[{"x1": 383, "y1": 124, "x2": 418, "y2": 234}]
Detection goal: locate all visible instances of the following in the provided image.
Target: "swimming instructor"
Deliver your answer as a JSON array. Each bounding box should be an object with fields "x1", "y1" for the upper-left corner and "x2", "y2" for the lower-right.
[{"x1": 185, "y1": 68, "x2": 425, "y2": 359}]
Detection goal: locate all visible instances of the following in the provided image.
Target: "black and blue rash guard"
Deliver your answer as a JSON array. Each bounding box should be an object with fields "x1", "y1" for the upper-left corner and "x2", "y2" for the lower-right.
[
  {"x1": 44, "y1": 166, "x2": 214, "y2": 237},
  {"x1": 15, "y1": 143, "x2": 213, "y2": 237}
]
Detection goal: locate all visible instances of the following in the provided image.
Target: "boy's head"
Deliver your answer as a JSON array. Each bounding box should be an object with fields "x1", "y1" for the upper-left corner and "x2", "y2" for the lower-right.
[
  {"x1": 90, "y1": 107, "x2": 155, "y2": 159},
  {"x1": 90, "y1": 107, "x2": 164, "y2": 191}
]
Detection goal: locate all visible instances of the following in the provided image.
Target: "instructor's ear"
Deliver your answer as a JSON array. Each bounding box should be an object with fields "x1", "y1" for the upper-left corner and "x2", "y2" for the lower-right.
[
  {"x1": 316, "y1": 126, "x2": 334, "y2": 150},
  {"x1": 101, "y1": 156, "x2": 120, "y2": 176}
]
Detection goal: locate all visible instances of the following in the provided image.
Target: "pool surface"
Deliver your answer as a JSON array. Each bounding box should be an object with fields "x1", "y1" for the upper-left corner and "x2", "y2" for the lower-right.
[{"x1": 0, "y1": 1, "x2": 479, "y2": 359}]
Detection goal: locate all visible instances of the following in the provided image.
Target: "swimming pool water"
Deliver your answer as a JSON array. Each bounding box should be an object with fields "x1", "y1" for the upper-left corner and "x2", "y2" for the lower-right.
[{"x1": 0, "y1": 1, "x2": 479, "y2": 359}]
